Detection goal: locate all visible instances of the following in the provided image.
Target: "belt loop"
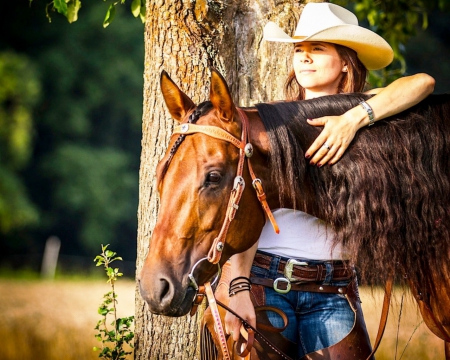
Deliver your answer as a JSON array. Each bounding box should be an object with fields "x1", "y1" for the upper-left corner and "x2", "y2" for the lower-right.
[
  {"x1": 269, "y1": 254, "x2": 280, "y2": 278},
  {"x1": 323, "y1": 263, "x2": 333, "y2": 285}
]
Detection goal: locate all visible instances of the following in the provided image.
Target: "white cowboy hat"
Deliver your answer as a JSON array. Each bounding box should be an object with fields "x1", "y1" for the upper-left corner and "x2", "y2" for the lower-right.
[{"x1": 263, "y1": 2, "x2": 394, "y2": 70}]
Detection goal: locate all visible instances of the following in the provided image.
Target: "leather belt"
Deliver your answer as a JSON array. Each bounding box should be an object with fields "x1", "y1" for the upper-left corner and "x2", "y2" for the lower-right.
[
  {"x1": 253, "y1": 252, "x2": 353, "y2": 282},
  {"x1": 251, "y1": 277, "x2": 350, "y2": 294}
]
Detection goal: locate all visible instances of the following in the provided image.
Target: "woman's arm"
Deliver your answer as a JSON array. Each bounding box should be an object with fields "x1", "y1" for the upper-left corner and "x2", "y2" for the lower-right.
[
  {"x1": 224, "y1": 241, "x2": 258, "y2": 342},
  {"x1": 305, "y1": 73, "x2": 435, "y2": 166}
]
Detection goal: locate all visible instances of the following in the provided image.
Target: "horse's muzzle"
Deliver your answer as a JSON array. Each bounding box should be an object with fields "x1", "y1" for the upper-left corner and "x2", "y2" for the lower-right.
[{"x1": 138, "y1": 271, "x2": 196, "y2": 316}]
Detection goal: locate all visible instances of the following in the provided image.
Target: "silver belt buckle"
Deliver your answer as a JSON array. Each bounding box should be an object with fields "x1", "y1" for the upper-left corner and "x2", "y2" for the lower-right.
[
  {"x1": 273, "y1": 277, "x2": 291, "y2": 294},
  {"x1": 273, "y1": 259, "x2": 308, "y2": 294},
  {"x1": 284, "y1": 259, "x2": 308, "y2": 281}
]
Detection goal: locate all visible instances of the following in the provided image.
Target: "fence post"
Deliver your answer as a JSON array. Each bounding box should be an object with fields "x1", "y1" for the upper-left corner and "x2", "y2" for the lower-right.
[{"x1": 41, "y1": 236, "x2": 61, "y2": 279}]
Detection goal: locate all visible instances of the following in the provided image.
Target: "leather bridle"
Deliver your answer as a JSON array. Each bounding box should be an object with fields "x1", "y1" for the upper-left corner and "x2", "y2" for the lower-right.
[{"x1": 171, "y1": 107, "x2": 279, "y2": 267}]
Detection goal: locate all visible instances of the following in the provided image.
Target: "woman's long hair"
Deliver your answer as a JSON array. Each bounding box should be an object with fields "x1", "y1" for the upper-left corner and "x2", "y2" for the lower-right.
[
  {"x1": 256, "y1": 93, "x2": 450, "y2": 293},
  {"x1": 284, "y1": 43, "x2": 368, "y2": 100}
]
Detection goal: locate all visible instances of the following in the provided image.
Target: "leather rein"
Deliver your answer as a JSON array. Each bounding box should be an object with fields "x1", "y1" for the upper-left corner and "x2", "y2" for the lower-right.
[{"x1": 169, "y1": 107, "x2": 392, "y2": 360}]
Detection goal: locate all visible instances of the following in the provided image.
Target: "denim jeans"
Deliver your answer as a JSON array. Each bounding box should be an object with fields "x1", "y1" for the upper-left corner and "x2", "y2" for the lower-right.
[{"x1": 251, "y1": 251, "x2": 356, "y2": 359}]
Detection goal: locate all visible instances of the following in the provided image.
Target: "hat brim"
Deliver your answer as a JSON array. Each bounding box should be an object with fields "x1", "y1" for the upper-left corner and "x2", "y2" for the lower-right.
[{"x1": 263, "y1": 22, "x2": 393, "y2": 70}]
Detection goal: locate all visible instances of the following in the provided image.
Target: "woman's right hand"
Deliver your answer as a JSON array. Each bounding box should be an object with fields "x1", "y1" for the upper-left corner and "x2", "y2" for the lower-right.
[{"x1": 225, "y1": 290, "x2": 256, "y2": 342}]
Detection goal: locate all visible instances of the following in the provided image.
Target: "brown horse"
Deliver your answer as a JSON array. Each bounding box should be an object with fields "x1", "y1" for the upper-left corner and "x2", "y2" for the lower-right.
[{"x1": 139, "y1": 68, "x2": 450, "y2": 358}]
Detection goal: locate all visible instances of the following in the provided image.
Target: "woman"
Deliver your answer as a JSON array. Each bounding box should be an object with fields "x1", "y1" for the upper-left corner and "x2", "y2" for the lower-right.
[{"x1": 224, "y1": 2, "x2": 435, "y2": 359}]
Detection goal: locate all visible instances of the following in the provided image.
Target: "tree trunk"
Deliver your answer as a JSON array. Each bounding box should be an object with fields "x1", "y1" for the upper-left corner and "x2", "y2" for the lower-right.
[{"x1": 136, "y1": 0, "x2": 306, "y2": 358}]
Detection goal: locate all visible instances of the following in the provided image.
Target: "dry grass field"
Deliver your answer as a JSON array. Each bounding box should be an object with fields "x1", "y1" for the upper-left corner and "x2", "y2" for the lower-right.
[
  {"x1": 0, "y1": 278, "x2": 136, "y2": 360},
  {"x1": 0, "y1": 279, "x2": 444, "y2": 360}
]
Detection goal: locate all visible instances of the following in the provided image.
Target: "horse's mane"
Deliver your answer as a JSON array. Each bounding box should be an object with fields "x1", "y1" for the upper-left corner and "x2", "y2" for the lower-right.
[{"x1": 256, "y1": 94, "x2": 450, "y2": 294}]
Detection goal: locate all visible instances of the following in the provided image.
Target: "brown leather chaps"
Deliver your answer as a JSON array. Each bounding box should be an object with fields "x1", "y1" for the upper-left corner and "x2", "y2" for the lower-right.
[{"x1": 200, "y1": 263, "x2": 373, "y2": 360}]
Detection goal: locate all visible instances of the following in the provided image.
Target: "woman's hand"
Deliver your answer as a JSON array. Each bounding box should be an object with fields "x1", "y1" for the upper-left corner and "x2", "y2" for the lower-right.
[
  {"x1": 305, "y1": 74, "x2": 435, "y2": 166},
  {"x1": 225, "y1": 291, "x2": 256, "y2": 342},
  {"x1": 305, "y1": 111, "x2": 362, "y2": 166}
]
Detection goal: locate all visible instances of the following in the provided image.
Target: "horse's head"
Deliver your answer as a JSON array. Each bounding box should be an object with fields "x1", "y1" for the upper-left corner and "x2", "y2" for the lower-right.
[{"x1": 139, "y1": 69, "x2": 268, "y2": 316}]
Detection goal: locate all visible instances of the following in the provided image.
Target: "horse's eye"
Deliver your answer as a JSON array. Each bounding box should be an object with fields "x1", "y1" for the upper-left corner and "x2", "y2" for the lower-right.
[{"x1": 206, "y1": 171, "x2": 222, "y2": 184}]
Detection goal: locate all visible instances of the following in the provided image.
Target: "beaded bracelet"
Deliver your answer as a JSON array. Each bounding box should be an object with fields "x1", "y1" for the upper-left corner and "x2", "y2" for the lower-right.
[
  {"x1": 360, "y1": 100, "x2": 375, "y2": 126},
  {"x1": 229, "y1": 276, "x2": 252, "y2": 297}
]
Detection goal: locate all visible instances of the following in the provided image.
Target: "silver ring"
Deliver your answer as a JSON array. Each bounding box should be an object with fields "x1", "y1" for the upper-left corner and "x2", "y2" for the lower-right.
[{"x1": 322, "y1": 142, "x2": 331, "y2": 151}]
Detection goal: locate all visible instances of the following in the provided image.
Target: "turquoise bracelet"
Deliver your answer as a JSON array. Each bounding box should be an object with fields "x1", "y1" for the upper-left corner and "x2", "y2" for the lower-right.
[{"x1": 360, "y1": 100, "x2": 375, "y2": 126}]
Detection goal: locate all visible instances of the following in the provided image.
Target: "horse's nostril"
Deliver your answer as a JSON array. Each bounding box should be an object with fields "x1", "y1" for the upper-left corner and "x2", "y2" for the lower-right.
[
  {"x1": 139, "y1": 275, "x2": 174, "y2": 310},
  {"x1": 159, "y1": 278, "x2": 171, "y2": 301}
]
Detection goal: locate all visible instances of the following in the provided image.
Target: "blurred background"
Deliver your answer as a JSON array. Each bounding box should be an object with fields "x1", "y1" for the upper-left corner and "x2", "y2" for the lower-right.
[
  {"x1": 0, "y1": 1, "x2": 449, "y2": 359},
  {"x1": 0, "y1": 1, "x2": 143, "y2": 277}
]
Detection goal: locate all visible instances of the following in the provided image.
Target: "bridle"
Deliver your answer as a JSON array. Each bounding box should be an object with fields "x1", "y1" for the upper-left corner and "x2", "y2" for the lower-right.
[
  {"x1": 164, "y1": 107, "x2": 275, "y2": 316},
  {"x1": 169, "y1": 106, "x2": 279, "y2": 273},
  {"x1": 173, "y1": 107, "x2": 279, "y2": 265}
]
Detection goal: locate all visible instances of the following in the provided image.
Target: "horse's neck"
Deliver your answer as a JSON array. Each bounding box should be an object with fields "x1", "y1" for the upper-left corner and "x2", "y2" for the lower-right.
[{"x1": 246, "y1": 101, "x2": 345, "y2": 218}]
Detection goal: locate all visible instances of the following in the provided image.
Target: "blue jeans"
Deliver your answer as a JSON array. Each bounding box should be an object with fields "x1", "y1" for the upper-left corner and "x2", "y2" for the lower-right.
[{"x1": 251, "y1": 251, "x2": 356, "y2": 359}]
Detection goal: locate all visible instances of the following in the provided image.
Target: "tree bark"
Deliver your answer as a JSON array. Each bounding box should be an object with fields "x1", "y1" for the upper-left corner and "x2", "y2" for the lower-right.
[{"x1": 136, "y1": 0, "x2": 307, "y2": 358}]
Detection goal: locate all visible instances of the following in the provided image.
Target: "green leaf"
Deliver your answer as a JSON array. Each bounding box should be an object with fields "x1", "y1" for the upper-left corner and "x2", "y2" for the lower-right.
[
  {"x1": 103, "y1": 4, "x2": 116, "y2": 28},
  {"x1": 131, "y1": 0, "x2": 141, "y2": 17},
  {"x1": 139, "y1": 1, "x2": 146, "y2": 23},
  {"x1": 98, "y1": 307, "x2": 109, "y2": 315},
  {"x1": 66, "y1": 0, "x2": 81, "y2": 23},
  {"x1": 54, "y1": 0, "x2": 68, "y2": 16}
]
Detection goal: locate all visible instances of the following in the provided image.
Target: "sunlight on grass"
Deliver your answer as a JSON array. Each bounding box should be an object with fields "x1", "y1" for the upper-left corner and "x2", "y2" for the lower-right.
[
  {"x1": 0, "y1": 280, "x2": 445, "y2": 360},
  {"x1": 0, "y1": 278, "x2": 135, "y2": 360},
  {"x1": 360, "y1": 287, "x2": 444, "y2": 360}
]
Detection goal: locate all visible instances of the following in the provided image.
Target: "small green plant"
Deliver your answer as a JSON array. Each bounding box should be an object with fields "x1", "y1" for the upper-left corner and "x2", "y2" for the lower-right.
[{"x1": 93, "y1": 244, "x2": 134, "y2": 359}]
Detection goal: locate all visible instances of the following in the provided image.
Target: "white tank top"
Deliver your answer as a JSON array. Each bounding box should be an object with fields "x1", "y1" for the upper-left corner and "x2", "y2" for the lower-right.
[{"x1": 258, "y1": 208, "x2": 343, "y2": 260}]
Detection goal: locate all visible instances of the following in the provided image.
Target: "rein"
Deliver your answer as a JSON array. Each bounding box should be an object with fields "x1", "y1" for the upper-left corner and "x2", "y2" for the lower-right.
[{"x1": 204, "y1": 281, "x2": 293, "y2": 360}]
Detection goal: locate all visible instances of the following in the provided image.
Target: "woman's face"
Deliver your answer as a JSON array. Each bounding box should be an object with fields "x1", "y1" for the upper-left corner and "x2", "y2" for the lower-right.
[{"x1": 293, "y1": 41, "x2": 346, "y2": 99}]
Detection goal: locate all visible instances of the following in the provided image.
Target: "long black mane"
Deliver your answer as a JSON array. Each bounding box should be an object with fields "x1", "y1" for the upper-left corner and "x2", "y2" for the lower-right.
[{"x1": 256, "y1": 93, "x2": 450, "y2": 293}]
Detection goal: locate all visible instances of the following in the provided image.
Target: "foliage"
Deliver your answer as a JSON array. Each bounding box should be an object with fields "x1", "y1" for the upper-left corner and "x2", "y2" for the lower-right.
[
  {"x1": 0, "y1": 52, "x2": 40, "y2": 233},
  {"x1": 33, "y1": 0, "x2": 450, "y2": 85},
  {"x1": 332, "y1": 0, "x2": 450, "y2": 86},
  {"x1": 0, "y1": 1, "x2": 143, "y2": 261},
  {"x1": 33, "y1": 0, "x2": 146, "y2": 27},
  {"x1": 41, "y1": 145, "x2": 136, "y2": 252},
  {"x1": 93, "y1": 244, "x2": 134, "y2": 359}
]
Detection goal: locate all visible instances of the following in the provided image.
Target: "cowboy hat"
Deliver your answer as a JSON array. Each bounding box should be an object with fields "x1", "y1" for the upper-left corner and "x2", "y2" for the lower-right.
[{"x1": 263, "y1": 2, "x2": 393, "y2": 70}]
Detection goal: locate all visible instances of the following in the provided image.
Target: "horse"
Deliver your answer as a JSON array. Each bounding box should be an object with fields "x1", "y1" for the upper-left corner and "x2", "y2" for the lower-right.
[{"x1": 139, "y1": 68, "x2": 450, "y2": 359}]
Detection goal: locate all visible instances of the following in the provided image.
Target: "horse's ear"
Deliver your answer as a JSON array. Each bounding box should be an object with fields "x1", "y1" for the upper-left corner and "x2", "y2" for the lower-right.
[
  {"x1": 160, "y1": 70, "x2": 196, "y2": 122},
  {"x1": 210, "y1": 68, "x2": 235, "y2": 122}
]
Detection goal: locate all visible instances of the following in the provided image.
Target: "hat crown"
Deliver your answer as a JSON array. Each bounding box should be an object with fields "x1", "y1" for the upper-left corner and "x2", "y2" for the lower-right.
[{"x1": 295, "y1": 3, "x2": 358, "y2": 37}]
